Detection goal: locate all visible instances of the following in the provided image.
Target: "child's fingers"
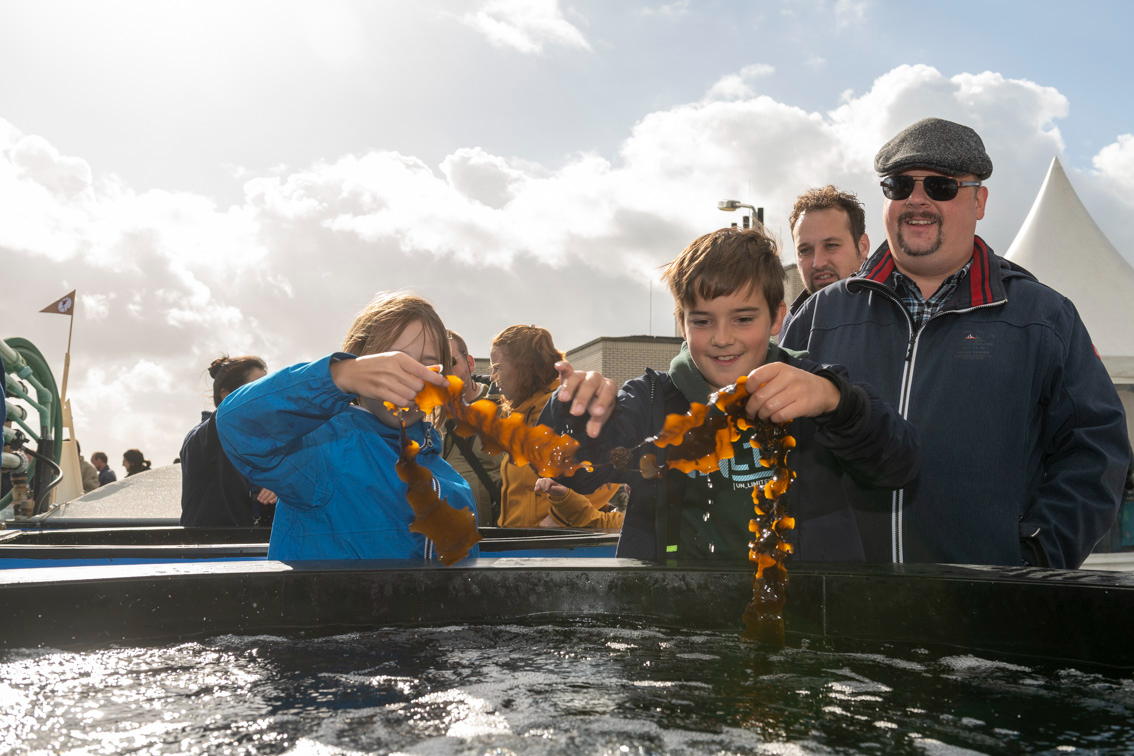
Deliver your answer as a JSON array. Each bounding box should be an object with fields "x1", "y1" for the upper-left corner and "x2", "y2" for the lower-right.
[
  {"x1": 569, "y1": 373, "x2": 614, "y2": 417},
  {"x1": 424, "y1": 365, "x2": 450, "y2": 385},
  {"x1": 555, "y1": 361, "x2": 577, "y2": 401}
]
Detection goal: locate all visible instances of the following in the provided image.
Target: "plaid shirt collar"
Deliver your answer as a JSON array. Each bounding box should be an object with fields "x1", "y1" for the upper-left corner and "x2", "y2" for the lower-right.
[
  {"x1": 889, "y1": 260, "x2": 973, "y2": 331},
  {"x1": 861, "y1": 237, "x2": 1000, "y2": 311}
]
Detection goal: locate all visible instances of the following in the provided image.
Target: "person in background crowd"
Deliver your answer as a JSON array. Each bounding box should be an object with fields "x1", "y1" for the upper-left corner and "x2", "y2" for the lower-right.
[
  {"x1": 180, "y1": 355, "x2": 278, "y2": 527},
  {"x1": 441, "y1": 330, "x2": 504, "y2": 526},
  {"x1": 490, "y1": 324, "x2": 623, "y2": 530},
  {"x1": 91, "y1": 451, "x2": 116, "y2": 486},
  {"x1": 75, "y1": 440, "x2": 99, "y2": 493},
  {"x1": 122, "y1": 448, "x2": 151, "y2": 476}
]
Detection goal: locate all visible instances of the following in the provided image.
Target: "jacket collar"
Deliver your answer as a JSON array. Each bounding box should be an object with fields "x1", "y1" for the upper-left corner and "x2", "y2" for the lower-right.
[
  {"x1": 516, "y1": 381, "x2": 558, "y2": 423},
  {"x1": 851, "y1": 235, "x2": 1008, "y2": 308},
  {"x1": 788, "y1": 288, "x2": 811, "y2": 315}
]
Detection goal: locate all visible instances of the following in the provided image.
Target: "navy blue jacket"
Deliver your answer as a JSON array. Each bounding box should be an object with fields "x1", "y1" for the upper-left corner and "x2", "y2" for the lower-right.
[
  {"x1": 180, "y1": 411, "x2": 269, "y2": 527},
  {"x1": 781, "y1": 237, "x2": 1130, "y2": 568},
  {"x1": 540, "y1": 344, "x2": 920, "y2": 563}
]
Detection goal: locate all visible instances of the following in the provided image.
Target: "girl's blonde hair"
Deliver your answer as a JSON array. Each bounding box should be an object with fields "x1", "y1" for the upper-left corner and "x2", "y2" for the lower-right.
[
  {"x1": 342, "y1": 291, "x2": 452, "y2": 374},
  {"x1": 491, "y1": 324, "x2": 563, "y2": 411}
]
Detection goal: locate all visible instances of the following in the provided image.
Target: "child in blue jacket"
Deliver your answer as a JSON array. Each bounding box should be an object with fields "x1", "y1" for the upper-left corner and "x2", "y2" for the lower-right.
[{"x1": 217, "y1": 291, "x2": 477, "y2": 561}]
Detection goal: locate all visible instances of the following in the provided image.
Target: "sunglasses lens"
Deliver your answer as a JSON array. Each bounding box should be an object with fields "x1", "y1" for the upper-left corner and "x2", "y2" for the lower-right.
[
  {"x1": 923, "y1": 176, "x2": 960, "y2": 201},
  {"x1": 882, "y1": 176, "x2": 964, "y2": 201},
  {"x1": 881, "y1": 176, "x2": 914, "y2": 200}
]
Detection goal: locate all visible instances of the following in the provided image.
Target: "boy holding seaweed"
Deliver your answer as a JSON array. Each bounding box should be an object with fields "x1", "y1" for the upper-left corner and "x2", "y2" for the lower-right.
[{"x1": 540, "y1": 226, "x2": 920, "y2": 562}]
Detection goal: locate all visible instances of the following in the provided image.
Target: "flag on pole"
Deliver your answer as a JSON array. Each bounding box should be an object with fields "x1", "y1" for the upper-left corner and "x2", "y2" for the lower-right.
[{"x1": 40, "y1": 290, "x2": 76, "y2": 316}]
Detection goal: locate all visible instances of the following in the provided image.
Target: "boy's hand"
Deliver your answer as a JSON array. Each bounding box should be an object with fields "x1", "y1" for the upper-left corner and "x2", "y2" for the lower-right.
[
  {"x1": 330, "y1": 352, "x2": 448, "y2": 408},
  {"x1": 743, "y1": 362, "x2": 840, "y2": 423},
  {"x1": 554, "y1": 360, "x2": 617, "y2": 438}
]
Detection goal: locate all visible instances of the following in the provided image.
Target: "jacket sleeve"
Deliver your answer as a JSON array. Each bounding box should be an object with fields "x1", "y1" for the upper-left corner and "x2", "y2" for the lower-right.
[
  {"x1": 538, "y1": 374, "x2": 657, "y2": 495},
  {"x1": 1021, "y1": 301, "x2": 1129, "y2": 569},
  {"x1": 216, "y1": 353, "x2": 357, "y2": 510},
  {"x1": 802, "y1": 360, "x2": 921, "y2": 491},
  {"x1": 547, "y1": 483, "x2": 623, "y2": 528}
]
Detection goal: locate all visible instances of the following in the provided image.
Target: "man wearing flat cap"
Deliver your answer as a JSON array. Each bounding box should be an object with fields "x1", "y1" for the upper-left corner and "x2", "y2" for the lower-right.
[{"x1": 781, "y1": 117, "x2": 1129, "y2": 569}]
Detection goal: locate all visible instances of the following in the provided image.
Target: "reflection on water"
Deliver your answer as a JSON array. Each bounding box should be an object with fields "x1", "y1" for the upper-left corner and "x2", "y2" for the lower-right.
[{"x1": 2, "y1": 622, "x2": 1133, "y2": 754}]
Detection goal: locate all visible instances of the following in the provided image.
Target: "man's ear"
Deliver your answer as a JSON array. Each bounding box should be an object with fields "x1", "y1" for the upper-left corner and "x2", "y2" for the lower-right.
[
  {"x1": 975, "y1": 186, "x2": 988, "y2": 221},
  {"x1": 465, "y1": 353, "x2": 476, "y2": 374},
  {"x1": 857, "y1": 232, "x2": 870, "y2": 260}
]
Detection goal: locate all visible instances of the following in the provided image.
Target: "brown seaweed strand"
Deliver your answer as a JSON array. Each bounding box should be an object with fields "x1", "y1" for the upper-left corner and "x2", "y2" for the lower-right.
[
  {"x1": 414, "y1": 376, "x2": 592, "y2": 478},
  {"x1": 637, "y1": 376, "x2": 754, "y2": 478},
  {"x1": 741, "y1": 422, "x2": 797, "y2": 646},
  {"x1": 395, "y1": 420, "x2": 482, "y2": 566}
]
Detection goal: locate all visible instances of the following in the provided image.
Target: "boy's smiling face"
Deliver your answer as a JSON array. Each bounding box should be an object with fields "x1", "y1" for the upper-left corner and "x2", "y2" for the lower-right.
[{"x1": 680, "y1": 286, "x2": 786, "y2": 390}]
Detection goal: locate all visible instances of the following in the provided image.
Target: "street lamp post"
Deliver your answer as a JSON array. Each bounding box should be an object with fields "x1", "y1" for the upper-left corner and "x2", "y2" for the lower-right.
[{"x1": 717, "y1": 199, "x2": 764, "y2": 229}]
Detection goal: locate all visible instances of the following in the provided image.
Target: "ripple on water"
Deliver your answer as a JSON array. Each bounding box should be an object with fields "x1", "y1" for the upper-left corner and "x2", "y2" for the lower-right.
[{"x1": 1, "y1": 622, "x2": 1133, "y2": 755}]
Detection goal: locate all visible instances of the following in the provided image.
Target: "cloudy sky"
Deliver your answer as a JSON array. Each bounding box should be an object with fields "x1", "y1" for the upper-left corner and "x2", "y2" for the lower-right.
[{"x1": 3, "y1": 0, "x2": 1133, "y2": 467}]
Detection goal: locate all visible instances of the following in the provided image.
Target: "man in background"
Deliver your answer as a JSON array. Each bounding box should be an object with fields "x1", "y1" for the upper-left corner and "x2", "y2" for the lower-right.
[
  {"x1": 780, "y1": 185, "x2": 870, "y2": 336},
  {"x1": 91, "y1": 451, "x2": 116, "y2": 487}
]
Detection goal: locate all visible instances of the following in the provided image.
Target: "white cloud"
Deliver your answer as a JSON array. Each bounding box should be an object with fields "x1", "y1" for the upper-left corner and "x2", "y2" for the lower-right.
[
  {"x1": 462, "y1": 0, "x2": 591, "y2": 54},
  {"x1": 704, "y1": 64, "x2": 775, "y2": 102},
  {"x1": 1093, "y1": 134, "x2": 1134, "y2": 203},
  {"x1": 441, "y1": 147, "x2": 529, "y2": 210}
]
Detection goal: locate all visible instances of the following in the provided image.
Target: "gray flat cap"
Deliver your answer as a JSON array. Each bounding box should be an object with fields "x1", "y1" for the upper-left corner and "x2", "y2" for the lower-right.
[{"x1": 874, "y1": 117, "x2": 993, "y2": 180}]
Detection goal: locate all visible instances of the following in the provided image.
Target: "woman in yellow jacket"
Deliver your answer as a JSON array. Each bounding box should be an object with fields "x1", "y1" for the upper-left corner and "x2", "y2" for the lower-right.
[{"x1": 490, "y1": 325, "x2": 624, "y2": 529}]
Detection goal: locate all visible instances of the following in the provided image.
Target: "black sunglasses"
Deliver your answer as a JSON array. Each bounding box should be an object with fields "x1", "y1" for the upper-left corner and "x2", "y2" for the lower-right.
[{"x1": 881, "y1": 175, "x2": 982, "y2": 202}]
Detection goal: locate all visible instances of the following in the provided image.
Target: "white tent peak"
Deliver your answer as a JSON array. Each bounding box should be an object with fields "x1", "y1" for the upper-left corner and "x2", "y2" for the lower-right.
[{"x1": 1005, "y1": 156, "x2": 1134, "y2": 382}]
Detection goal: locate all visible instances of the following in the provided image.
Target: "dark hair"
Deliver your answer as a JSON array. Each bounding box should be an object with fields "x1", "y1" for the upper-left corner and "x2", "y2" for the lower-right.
[
  {"x1": 91, "y1": 451, "x2": 108, "y2": 464},
  {"x1": 788, "y1": 185, "x2": 867, "y2": 243},
  {"x1": 662, "y1": 226, "x2": 784, "y2": 322},
  {"x1": 341, "y1": 291, "x2": 452, "y2": 375},
  {"x1": 448, "y1": 330, "x2": 469, "y2": 359},
  {"x1": 491, "y1": 325, "x2": 563, "y2": 411},
  {"x1": 123, "y1": 449, "x2": 151, "y2": 475},
  {"x1": 209, "y1": 355, "x2": 268, "y2": 407}
]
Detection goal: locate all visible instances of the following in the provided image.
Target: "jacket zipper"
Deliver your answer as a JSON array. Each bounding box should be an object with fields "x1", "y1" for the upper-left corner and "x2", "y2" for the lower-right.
[{"x1": 854, "y1": 280, "x2": 1005, "y2": 563}]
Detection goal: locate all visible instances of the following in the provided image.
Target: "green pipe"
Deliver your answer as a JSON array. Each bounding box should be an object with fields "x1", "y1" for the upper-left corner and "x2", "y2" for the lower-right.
[
  {"x1": 1, "y1": 338, "x2": 63, "y2": 514},
  {"x1": 10, "y1": 415, "x2": 37, "y2": 441},
  {"x1": 3, "y1": 375, "x2": 48, "y2": 416}
]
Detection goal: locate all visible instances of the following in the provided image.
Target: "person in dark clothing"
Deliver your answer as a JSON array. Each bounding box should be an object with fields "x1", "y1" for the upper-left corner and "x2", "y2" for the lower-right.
[
  {"x1": 780, "y1": 117, "x2": 1130, "y2": 568},
  {"x1": 91, "y1": 451, "x2": 117, "y2": 486},
  {"x1": 541, "y1": 225, "x2": 920, "y2": 563},
  {"x1": 180, "y1": 355, "x2": 277, "y2": 527}
]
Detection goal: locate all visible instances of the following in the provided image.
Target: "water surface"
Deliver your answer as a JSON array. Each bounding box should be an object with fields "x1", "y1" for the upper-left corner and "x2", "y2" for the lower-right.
[{"x1": 2, "y1": 622, "x2": 1131, "y2": 754}]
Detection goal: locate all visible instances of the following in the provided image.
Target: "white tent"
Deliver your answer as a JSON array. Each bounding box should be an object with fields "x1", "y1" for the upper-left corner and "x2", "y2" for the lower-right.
[{"x1": 1005, "y1": 156, "x2": 1134, "y2": 449}]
